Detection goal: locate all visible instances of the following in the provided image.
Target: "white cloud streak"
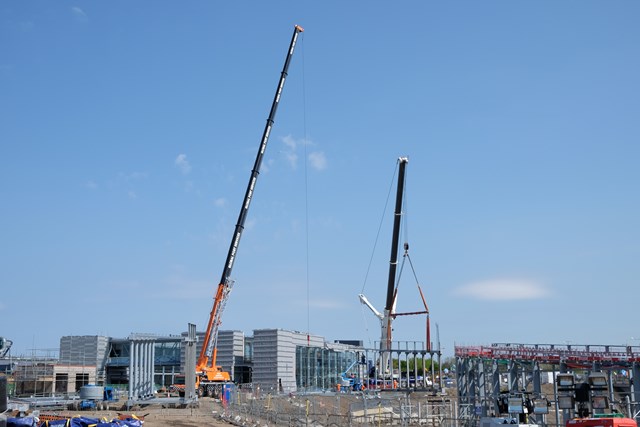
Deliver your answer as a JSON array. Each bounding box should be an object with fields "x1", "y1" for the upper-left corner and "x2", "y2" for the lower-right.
[
  {"x1": 309, "y1": 298, "x2": 347, "y2": 309},
  {"x1": 281, "y1": 135, "x2": 327, "y2": 171},
  {"x1": 308, "y1": 151, "x2": 327, "y2": 171},
  {"x1": 175, "y1": 154, "x2": 191, "y2": 174},
  {"x1": 453, "y1": 279, "x2": 551, "y2": 301},
  {"x1": 71, "y1": 7, "x2": 88, "y2": 23}
]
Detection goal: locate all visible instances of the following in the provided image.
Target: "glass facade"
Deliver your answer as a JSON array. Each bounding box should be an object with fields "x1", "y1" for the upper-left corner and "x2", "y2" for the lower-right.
[{"x1": 295, "y1": 345, "x2": 356, "y2": 390}]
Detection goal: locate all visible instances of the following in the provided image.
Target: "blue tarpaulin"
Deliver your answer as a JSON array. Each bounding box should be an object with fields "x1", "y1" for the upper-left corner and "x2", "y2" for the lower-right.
[
  {"x1": 37, "y1": 417, "x2": 144, "y2": 427},
  {"x1": 8, "y1": 417, "x2": 37, "y2": 427}
]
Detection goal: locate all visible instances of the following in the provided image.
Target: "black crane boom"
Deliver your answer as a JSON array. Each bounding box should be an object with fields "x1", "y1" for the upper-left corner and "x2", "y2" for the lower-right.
[{"x1": 199, "y1": 25, "x2": 304, "y2": 371}]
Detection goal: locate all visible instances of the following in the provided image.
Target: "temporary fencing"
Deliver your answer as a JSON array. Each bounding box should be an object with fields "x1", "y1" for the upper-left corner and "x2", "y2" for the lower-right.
[{"x1": 221, "y1": 387, "x2": 457, "y2": 427}]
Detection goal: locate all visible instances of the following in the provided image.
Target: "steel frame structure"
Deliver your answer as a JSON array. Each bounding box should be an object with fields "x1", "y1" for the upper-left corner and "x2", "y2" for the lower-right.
[{"x1": 455, "y1": 343, "x2": 640, "y2": 427}]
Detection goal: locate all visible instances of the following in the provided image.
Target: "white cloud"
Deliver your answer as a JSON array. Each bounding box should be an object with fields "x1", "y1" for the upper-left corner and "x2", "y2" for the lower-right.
[
  {"x1": 308, "y1": 151, "x2": 327, "y2": 171},
  {"x1": 309, "y1": 298, "x2": 347, "y2": 309},
  {"x1": 245, "y1": 217, "x2": 257, "y2": 231},
  {"x1": 285, "y1": 152, "x2": 298, "y2": 169},
  {"x1": 282, "y1": 134, "x2": 297, "y2": 150},
  {"x1": 281, "y1": 135, "x2": 313, "y2": 170},
  {"x1": 261, "y1": 158, "x2": 273, "y2": 174},
  {"x1": 175, "y1": 154, "x2": 191, "y2": 175},
  {"x1": 453, "y1": 279, "x2": 550, "y2": 301},
  {"x1": 85, "y1": 180, "x2": 98, "y2": 190},
  {"x1": 71, "y1": 7, "x2": 88, "y2": 23},
  {"x1": 127, "y1": 190, "x2": 137, "y2": 200},
  {"x1": 214, "y1": 198, "x2": 226, "y2": 207}
]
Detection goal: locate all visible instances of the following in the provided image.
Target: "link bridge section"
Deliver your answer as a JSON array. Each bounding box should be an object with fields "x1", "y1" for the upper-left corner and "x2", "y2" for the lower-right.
[{"x1": 455, "y1": 343, "x2": 640, "y2": 427}]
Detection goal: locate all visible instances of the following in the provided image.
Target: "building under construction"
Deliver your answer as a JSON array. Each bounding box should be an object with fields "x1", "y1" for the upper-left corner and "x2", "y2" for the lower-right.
[
  {"x1": 455, "y1": 342, "x2": 640, "y2": 427},
  {"x1": 2, "y1": 328, "x2": 443, "y2": 400}
]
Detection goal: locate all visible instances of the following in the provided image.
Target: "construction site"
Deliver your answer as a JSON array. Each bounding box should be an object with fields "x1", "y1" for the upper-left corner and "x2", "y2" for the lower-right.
[
  {"x1": 2, "y1": 14, "x2": 638, "y2": 427},
  {"x1": 4, "y1": 338, "x2": 640, "y2": 427},
  {"x1": 0, "y1": 24, "x2": 448, "y2": 427}
]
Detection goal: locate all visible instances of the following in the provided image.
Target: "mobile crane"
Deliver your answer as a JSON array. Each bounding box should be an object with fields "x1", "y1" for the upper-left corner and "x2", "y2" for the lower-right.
[
  {"x1": 359, "y1": 158, "x2": 431, "y2": 379},
  {"x1": 186, "y1": 25, "x2": 304, "y2": 398}
]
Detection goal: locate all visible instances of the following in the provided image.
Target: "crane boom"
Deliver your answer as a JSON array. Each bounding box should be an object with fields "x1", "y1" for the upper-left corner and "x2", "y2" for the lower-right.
[
  {"x1": 197, "y1": 25, "x2": 304, "y2": 378},
  {"x1": 382, "y1": 156, "x2": 408, "y2": 351}
]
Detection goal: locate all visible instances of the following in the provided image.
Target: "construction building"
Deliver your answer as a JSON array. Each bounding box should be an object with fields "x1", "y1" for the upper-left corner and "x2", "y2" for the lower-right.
[
  {"x1": 7, "y1": 328, "x2": 363, "y2": 398},
  {"x1": 455, "y1": 342, "x2": 640, "y2": 427}
]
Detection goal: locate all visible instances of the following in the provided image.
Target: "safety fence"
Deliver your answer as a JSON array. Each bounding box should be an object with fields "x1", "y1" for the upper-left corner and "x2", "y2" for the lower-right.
[{"x1": 220, "y1": 389, "x2": 457, "y2": 427}]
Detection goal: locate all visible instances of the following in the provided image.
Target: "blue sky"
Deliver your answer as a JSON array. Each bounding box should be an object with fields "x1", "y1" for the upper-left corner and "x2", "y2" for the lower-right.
[{"x1": 2, "y1": 2, "x2": 639, "y2": 357}]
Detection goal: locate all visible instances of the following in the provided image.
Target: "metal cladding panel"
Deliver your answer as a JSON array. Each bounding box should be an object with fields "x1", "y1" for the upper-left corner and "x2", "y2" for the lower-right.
[
  {"x1": 59, "y1": 336, "x2": 109, "y2": 367},
  {"x1": 216, "y1": 331, "x2": 245, "y2": 373},
  {"x1": 252, "y1": 330, "x2": 287, "y2": 386}
]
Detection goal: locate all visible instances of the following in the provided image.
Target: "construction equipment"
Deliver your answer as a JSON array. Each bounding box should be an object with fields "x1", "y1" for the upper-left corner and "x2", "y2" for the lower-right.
[
  {"x1": 185, "y1": 25, "x2": 304, "y2": 399},
  {"x1": 359, "y1": 157, "x2": 431, "y2": 376},
  {"x1": 77, "y1": 385, "x2": 116, "y2": 410},
  {"x1": 339, "y1": 358, "x2": 365, "y2": 391},
  {"x1": 0, "y1": 337, "x2": 12, "y2": 358}
]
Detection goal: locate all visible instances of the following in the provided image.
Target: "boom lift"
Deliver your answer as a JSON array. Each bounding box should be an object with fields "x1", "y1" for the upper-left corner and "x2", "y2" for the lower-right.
[
  {"x1": 191, "y1": 25, "x2": 304, "y2": 398},
  {"x1": 0, "y1": 337, "x2": 12, "y2": 358}
]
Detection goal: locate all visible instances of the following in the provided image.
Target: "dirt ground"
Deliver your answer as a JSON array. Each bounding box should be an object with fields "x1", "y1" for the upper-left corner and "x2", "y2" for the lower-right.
[
  {"x1": 39, "y1": 398, "x2": 233, "y2": 427},
  {"x1": 130, "y1": 402, "x2": 230, "y2": 426},
  {"x1": 138, "y1": 399, "x2": 232, "y2": 427}
]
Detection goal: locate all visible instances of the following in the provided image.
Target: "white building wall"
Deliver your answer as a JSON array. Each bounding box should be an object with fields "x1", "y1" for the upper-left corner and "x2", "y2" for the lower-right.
[{"x1": 252, "y1": 329, "x2": 327, "y2": 393}]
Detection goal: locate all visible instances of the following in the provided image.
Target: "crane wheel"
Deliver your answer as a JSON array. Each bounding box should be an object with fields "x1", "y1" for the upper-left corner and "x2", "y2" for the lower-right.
[{"x1": 213, "y1": 384, "x2": 222, "y2": 399}]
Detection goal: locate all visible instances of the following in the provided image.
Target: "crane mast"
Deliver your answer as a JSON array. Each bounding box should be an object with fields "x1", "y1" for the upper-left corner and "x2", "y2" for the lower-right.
[
  {"x1": 382, "y1": 157, "x2": 408, "y2": 352},
  {"x1": 197, "y1": 25, "x2": 304, "y2": 377}
]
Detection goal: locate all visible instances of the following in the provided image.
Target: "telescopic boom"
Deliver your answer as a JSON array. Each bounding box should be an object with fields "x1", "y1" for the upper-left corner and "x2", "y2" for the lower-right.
[{"x1": 198, "y1": 25, "x2": 304, "y2": 373}]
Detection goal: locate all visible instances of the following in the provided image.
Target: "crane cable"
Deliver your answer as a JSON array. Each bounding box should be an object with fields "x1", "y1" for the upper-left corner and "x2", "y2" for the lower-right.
[
  {"x1": 393, "y1": 168, "x2": 429, "y2": 312},
  {"x1": 360, "y1": 161, "x2": 401, "y2": 347},
  {"x1": 300, "y1": 31, "x2": 311, "y2": 347},
  {"x1": 360, "y1": 162, "x2": 399, "y2": 295}
]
